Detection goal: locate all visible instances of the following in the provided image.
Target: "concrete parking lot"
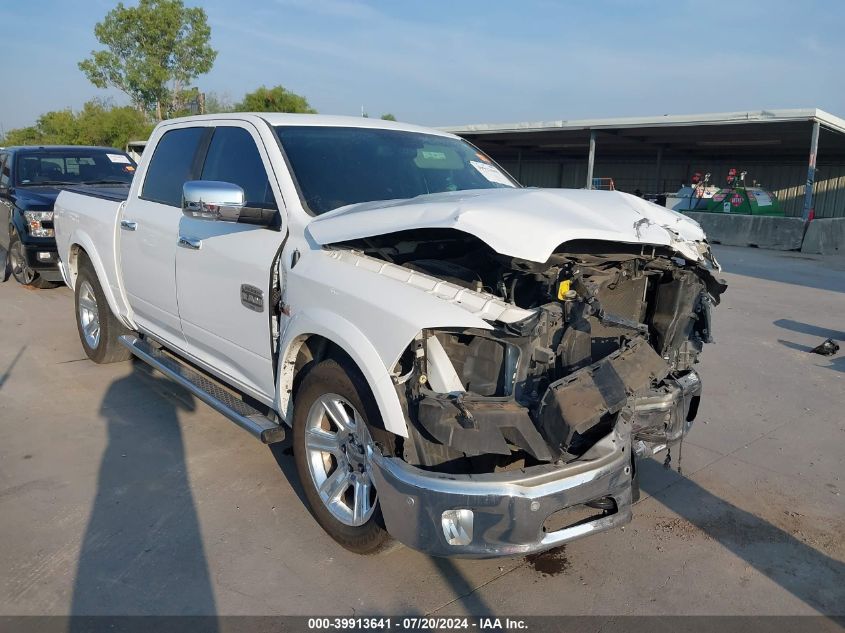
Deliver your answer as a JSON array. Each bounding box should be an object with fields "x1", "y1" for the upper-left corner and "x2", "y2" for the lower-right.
[{"x1": 0, "y1": 245, "x2": 843, "y2": 617}]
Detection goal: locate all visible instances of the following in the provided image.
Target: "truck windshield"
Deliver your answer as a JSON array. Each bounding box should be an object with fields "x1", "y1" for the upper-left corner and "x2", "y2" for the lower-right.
[
  {"x1": 15, "y1": 150, "x2": 136, "y2": 186},
  {"x1": 274, "y1": 126, "x2": 517, "y2": 215}
]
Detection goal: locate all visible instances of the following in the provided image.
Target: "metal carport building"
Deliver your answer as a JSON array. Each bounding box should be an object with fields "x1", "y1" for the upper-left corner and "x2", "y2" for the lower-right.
[{"x1": 445, "y1": 108, "x2": 845, "y2": 219}]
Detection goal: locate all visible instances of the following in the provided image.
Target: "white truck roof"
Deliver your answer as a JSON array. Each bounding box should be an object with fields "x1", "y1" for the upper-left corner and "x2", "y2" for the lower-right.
[{"x1": 161, "y1": 112, "x2": 457, "y2": 139}]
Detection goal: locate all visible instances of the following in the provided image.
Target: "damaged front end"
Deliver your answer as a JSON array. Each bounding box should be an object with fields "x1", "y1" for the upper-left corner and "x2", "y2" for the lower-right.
[
  {"x1": 340, "y1": 230, "x2": 726, "y2": 555},
  {"x1": 387, "y1": 235, "x2": 725, "y2": 470}
]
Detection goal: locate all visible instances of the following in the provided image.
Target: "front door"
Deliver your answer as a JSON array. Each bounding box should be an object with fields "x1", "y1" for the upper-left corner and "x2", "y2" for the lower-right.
[
  {"x1": 175, "y1": 123, "x2": 285, "y2": 400},
  {"x1": 120, "y1": 125, "x2": 207, "y2": 346}
]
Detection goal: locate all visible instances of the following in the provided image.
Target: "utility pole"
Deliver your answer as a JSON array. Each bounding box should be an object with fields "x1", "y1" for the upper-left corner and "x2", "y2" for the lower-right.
[
  {"x1": 654, "y1": 146, "x2": 664, "y2": 193},
  {"x1": 801, "y1": 120, "x2": 820, "y2": 221},
  {"x1": 585, "y1": 130, "x2": 597, "y2": 189}
]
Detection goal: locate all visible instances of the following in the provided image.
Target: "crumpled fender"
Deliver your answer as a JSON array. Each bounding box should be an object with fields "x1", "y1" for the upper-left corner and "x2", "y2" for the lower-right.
[
  {"x1": 277, "y1": 248, "x2": 517, "y2": 436},
  {"x1": 276, "y1": 308, "x2": 410, "y2": 437}
]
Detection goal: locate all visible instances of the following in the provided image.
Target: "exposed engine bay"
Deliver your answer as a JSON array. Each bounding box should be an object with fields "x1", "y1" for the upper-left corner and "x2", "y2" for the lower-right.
[{"x1": 333, "y1": 228, "x2": 727, "y2": 474}]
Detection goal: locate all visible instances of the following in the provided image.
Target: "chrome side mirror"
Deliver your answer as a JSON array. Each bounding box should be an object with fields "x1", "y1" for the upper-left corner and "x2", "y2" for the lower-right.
[{"x1": 182, "y1": 180, "x2": 245, "y2": 222}]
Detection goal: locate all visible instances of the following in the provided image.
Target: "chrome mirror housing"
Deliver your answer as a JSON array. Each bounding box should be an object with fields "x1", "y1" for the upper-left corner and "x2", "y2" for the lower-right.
[{"x1": 182, "y1": 180, "x2": 245, "y2": 222}]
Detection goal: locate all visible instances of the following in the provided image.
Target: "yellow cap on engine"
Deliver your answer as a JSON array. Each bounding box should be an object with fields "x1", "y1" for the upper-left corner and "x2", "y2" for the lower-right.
[{"x1": 557, "y1": 280, "x2": 571, "y2": 300}]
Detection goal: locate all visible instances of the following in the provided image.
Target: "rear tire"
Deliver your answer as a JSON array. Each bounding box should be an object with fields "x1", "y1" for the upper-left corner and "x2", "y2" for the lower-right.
[
  {"x1": 292, "y1": 359, "x2": 393, "y2": 554},
  {"x1": 74, "y1": 256, "x2": 132, "y2": 364}
]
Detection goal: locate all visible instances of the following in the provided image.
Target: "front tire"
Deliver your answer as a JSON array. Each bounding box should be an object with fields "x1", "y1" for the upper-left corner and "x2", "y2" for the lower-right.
[
  {"x1": 292, "y1": 359, "x2": 392, "y2": 554},
  {"x1": 74, "y1": 257, "x2": 132, "y2": 364},
  {"x1": 8, "y1": 233, "x2": 57, "y2": 289}
]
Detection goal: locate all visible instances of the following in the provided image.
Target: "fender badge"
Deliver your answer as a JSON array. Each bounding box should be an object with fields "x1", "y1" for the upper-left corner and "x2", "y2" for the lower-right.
[{"x1": 240, "y1": 284, "x2": 264, "y2": 312}]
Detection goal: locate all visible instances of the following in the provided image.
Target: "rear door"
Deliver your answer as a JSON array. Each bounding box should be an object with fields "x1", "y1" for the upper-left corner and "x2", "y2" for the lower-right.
[
  {"x1": 120, "y1": 125, "x2": 208, "y2": 346},
  {"x1": 175, "y1": 122, "x2": 285, "y2": 401}
]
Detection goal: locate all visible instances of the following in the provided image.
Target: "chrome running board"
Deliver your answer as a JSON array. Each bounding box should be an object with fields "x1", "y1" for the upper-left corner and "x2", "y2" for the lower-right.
[{"x1": 119, "y1": 335, "x2": 285, "y2": 444}]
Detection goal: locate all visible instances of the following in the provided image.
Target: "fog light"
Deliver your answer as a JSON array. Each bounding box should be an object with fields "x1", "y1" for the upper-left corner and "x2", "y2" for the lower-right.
[
  {"x1": 37, "y1": 252, "x2": 52, "y2": 261},
  {"x1": 441, "y1": 509, "x2": 473, "y2": 546}
]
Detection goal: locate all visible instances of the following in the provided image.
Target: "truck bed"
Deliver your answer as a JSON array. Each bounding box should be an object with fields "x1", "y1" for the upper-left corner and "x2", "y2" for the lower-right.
[
  {"x1": 53, "y1": 188, "x2": 131, "y2": 319},
  {"x1": 63, "y1": 185, "x2": 130, "y2": 203}
]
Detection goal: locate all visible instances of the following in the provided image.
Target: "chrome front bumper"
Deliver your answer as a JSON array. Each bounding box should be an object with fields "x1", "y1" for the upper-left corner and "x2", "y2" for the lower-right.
[{"x1": 369, "y1": 419, "x2": 633, "y2": 558}]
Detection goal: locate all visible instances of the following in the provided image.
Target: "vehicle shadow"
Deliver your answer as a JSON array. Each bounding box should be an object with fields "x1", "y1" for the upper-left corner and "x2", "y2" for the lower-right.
[
  {"x1": 269, "y1": 438, "x2": 308, "y2": 511},
  {"x1": 70, "y1": 361, "x2": 218, "y2": 626},
  {"x1": 638, "y1": 459, "x2": 845, "y2": 614}
]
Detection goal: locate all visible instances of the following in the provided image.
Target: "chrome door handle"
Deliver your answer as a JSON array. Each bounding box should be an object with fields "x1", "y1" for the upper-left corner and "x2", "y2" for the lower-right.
[
  {"x1": 120, "y1": 220, "x2": 137, "y2": 231},
  {"x1": 178, "y1": 236, "x2": 202, "y2": 250}
]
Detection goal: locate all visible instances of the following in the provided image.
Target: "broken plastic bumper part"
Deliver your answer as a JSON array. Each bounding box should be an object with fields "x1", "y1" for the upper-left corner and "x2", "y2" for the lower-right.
[{"x1": 369, "y1": 421, "x2": 632, "y2": 558}]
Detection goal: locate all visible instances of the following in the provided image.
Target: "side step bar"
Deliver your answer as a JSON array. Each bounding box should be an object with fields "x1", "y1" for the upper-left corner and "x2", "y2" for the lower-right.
[{"x1": 119, "y1": 335, "x2": 285, "y2": 444}]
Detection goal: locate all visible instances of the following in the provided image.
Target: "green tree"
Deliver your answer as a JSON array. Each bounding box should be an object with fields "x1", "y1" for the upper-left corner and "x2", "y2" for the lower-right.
[
  {"x1": 78, "y1": 0, "x2": 217, "y2": 120},
  {"x1": 76, "y1": 101, "x2": 156, "y2": 147},
  {"x1": 236, "y1": 85, "x2": 317, "y2": 113},
  {"x1": 1, "y1": 125, "x2": 44, "y2": 147},
  {"x1": 31, "y1": 110, "x2": 80, "y2": 143},
  {"x1": 380, "y1": 113, "x2": 397, "y2": 121},
  {"x1": 1, "y1": 110, "x2": 79, "y2": 146},
  {"x1": 0, "y1": 101, "x2": 154, "y2": 149}
]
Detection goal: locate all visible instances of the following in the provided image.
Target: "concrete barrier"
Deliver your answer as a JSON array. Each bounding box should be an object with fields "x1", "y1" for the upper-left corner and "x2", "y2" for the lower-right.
[
  {"x1": 801, "y1": 218, "x2": 845, "y2": 255},
  {"x1": 682, "y1": 212, "x2": 805, "y2": 251}
]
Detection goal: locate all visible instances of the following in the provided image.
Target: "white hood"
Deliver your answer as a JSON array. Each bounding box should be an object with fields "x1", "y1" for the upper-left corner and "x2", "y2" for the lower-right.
[{"x1": 307, "y1": 188, "x2": 708, "y2": 263}]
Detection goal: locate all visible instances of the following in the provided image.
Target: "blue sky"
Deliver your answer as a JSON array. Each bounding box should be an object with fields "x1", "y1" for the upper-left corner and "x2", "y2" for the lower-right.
[{"x1": 2, "y1": 0, "x2": 844, "y2": 131}]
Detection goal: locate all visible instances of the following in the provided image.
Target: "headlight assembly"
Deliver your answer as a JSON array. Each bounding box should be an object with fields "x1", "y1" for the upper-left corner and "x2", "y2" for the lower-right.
[
  {"x1": 421, "y1": 330, "x2": 519, "y2": 397},
  {"x1": 24, "y1": 210, "x2": 54, "y2": 238}
]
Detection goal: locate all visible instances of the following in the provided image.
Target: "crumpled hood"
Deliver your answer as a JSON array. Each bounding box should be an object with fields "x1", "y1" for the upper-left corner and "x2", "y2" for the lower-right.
[{"x1": 307, "y1": 188, "x2": 708, "y2": 263}]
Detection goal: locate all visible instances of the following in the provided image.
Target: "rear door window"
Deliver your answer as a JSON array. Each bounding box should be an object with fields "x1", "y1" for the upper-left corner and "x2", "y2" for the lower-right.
[{"x1": 142, "y1": 127, "x2": 206, "y2": 207}]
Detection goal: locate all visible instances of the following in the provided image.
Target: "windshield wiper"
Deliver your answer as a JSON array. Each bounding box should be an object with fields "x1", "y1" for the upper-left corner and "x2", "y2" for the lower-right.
[
  {"x1": 80, "y1": 180, "x2": 130, "y2": 185},
  {"x1": 19, "y1": 180, "x2": 75, "y2": 186}
]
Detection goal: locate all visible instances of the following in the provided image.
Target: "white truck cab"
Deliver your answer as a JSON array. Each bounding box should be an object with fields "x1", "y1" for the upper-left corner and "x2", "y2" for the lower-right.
[{"x1": 54, "y1": 113, "x2": 726, "y2": 557}]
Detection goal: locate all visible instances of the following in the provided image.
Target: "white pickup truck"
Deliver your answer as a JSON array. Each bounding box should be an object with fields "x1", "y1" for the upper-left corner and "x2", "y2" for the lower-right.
[{"x1": 54, "y1": 113, "x2": 726, "y2": 557}]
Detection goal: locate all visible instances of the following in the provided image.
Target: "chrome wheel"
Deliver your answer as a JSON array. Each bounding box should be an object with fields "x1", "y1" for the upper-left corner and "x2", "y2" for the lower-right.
[
  {"x1": 304, "y1": 393, "x2": 377, "y2": 527},
  {"x1": 10, "y1": 241, "x2": 35, "y2": 285},
  {"x1": 78, "y1": 280, "x2": 101, "y2": 349}
]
